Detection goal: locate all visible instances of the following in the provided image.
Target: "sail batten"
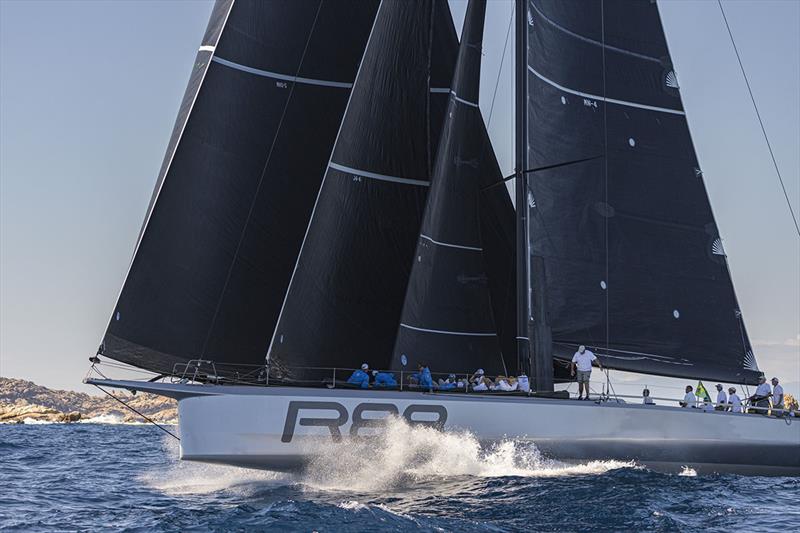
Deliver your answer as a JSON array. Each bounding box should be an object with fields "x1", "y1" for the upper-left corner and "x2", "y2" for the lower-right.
[{"x1": 211, "y1": 56, "x2": 354, "y2": 88}]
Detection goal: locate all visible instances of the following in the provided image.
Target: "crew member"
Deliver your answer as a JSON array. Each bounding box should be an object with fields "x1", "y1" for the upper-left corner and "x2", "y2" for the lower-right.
[
  {"x1": 571, "y1": 345, "x2": 602, "y2": 401},
  {"x1": 347, "y1": 363, "x2": 371, "y2": 388},
  {"x1": 680, "y1": 385, "x2": 696, "y2": 408},
  {"x1": 728, "y1": 387, "x2": 743, "y2": 413},
  {"x1": 372, "y1": 370, "x2": 397, "y2": 388},
  {"x1": 750, "y1": 376, "x2": 772, "y2": 415},
  {"x1": 642, "y1": 388, "x2": 655, "y2": 405},
  {"x1": 771, "y1": 377, "x2": 784, "y2": 414},
  {"x1": 714, "y1": 384, "x2": 728, "y2": 411},
  {"x1": 417, "y1": 363, "x2": 433, "y2": 391}
]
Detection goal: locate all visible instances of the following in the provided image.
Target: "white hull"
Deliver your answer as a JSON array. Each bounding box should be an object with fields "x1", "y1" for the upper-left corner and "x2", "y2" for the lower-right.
[{"x1": 91, "y1": 380, "x2": 800, "y2": 475}]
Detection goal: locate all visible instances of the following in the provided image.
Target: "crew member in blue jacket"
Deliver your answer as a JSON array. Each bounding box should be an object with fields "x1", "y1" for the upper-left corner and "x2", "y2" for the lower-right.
[
  {"x1": 372, "y1": 370, "x2": 397, "y2": 387},
  {"x1": 347, "y1": 363, "x2": 371, "y2": 388},
  {"x1": 417, "y1": 363, "x2": 433, "y2": 390}
]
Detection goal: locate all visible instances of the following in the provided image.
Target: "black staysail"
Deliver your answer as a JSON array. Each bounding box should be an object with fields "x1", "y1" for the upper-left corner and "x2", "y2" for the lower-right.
[
  {"x1": 391, "y1": 0, "x2": 515, "y2": 376},
  {"x1": 523, "y1": 0, "x2": 760, "y2": 383},
  {"x1": 102, "y1": 0, "x2": 379, "y2": 374},
  {"x1": 268, "y1": 0, "x2": 460, "y2": 375}
]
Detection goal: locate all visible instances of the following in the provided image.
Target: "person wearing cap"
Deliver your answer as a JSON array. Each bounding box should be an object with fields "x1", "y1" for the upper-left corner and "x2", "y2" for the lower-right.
[
  {"x1": 771, "y1": 377, "x2": 784, "y2": 415},
  {"x1": 346, "y1": 363, "x2": 371, "y2": 388},
  {"x1": 571, "y1": 345, "x2": 601, "y2": 400},
  {"x1": 714, "y1": 384, "x2": 728, "y2": 411},
  {"x1": 470, "y1": 368, "x2": 485, "y2": 386},
  {"x1": 749, "y1": 376, "x2": 772, "y2": 415},
  {"x1": 727, "y1": 387, "x2": 743, "y2": 413}
]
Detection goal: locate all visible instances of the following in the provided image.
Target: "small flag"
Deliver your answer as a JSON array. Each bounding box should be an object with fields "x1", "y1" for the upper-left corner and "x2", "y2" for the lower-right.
[{"x1": 696, "y1": 381, "x2": 712, "y2": 403}]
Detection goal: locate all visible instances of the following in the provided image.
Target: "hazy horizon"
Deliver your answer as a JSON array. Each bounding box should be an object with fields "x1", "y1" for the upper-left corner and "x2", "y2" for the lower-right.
[{"x1": 1, "y1": 0, "x2": 798, "y2": 400}]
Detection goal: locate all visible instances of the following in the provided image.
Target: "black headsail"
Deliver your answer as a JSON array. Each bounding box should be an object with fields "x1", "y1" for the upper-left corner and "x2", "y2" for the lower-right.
[
  {"x1": 101, "y1": 0, "x2": 379, "y2": 375},
  {"x1": 521, "y1": 0, "x2": 760, "y2": 384},
  {"x1": 268, "y1": 0, "x2": 459, "y2": 376},
  {"x1": 391, "y1": 0, "x2": 516, "y2": 376}
]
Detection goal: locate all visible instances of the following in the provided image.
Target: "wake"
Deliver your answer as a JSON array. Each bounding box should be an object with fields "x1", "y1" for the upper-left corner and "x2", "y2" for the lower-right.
[{"x1": 142, "y1": 417, "x2": 635, "y2": 495}]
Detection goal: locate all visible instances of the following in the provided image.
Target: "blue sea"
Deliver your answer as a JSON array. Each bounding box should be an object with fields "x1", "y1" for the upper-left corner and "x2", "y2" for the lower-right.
[{"x1": 1, "y1": 423, "x2": 798, "y2": 532}]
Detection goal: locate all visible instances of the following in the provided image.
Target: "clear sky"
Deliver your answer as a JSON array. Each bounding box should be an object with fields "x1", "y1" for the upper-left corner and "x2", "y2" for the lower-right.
[{"x1": 1, "y1": 0, "x2": 798, "y2": 400}]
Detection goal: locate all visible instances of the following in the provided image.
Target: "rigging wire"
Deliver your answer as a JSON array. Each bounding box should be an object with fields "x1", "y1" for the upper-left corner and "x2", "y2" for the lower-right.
[
  {"x1": 92, "y1": 383, "x2": 180, "y2": 442},
  {"x1": 717, "y1": 0, "x2": 800, "y2": 238},
  {"x1": 487, "y1": 1, "x2": 515, "y2": 129}
]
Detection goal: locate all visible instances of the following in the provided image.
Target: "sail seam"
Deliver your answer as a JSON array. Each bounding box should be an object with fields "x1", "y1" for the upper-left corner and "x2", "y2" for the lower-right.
[
  {"x1": 400, "y1": 323, "x2": 497, "y2": 337},
  {"x1": 450, "y1": 90, "x2": 479, "y2": 108},
  {"x1": 419, "y1": 234, "x2": 482, "y2": 251},
  {"x1": 211, "y1": 56, "x2": 353, "y2": 88},
  {"x1": 527, "y1": 65, "x2": 685, "y2": 115},
  {"x1": 529, "y1": 0, "x2": 661, "y2": 64},
  {"x1": 329, "y1": 162, "x2": 430, "y2": 187}
]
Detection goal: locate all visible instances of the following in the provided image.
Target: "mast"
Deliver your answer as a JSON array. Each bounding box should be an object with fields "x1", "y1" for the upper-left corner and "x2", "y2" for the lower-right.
[
  {"x1": 515, "y1": 0, "x2": 553, "y2": 392},
  {"x1": 514, "y1": 0, "x2": 530, "y2": 379},
  {"x1": 516, "y1": 0, "x2": 553, "y2": 391}
]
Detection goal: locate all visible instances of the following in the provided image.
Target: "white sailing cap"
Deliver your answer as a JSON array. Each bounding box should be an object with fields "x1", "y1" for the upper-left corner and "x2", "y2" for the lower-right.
[
  {"x1": 361, "y1": 363, "x2": 369, "y2": 370},
  {"x1": 476, "y1": 368, "x2": 484, "y2": 375},
  {"x1": 579, "y1": 345, "x2": 586, "y2": 352}
]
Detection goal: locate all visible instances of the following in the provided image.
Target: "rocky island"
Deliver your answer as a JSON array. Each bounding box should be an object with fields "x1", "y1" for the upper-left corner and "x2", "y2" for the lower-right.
[{"x1": 0, "y1": 377, "x2": 176, "y2": 424}]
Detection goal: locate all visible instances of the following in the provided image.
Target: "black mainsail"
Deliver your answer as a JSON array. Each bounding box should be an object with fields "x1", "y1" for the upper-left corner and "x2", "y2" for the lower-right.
[
  {"x1": 521, "y1": 0, "x2": 760, "y2": 384},
  {"x1": 101, "y1": 0, "x2": 379, "y2": 375},
  {"x1": 268, "y1": 0, "x2": 460, "y2": 375},
  {"x1": 391, "y1": 0, "x2": 515, "y2": 376}
]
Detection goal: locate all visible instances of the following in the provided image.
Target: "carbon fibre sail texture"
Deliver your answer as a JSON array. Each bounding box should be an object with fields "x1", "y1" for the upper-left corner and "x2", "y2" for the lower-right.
[
  {"x1": 391, "y1": 0, "x2": 516, "y2": 377},
  {"x1": 523, "y1": 0, "x2": 760, "y2": 383},
  {"x1": 268, "y1": 0, "x2": 462, "y2": 376},
  {"x1": 102, "y1": 0, "x2": 379, "y2": 375}
]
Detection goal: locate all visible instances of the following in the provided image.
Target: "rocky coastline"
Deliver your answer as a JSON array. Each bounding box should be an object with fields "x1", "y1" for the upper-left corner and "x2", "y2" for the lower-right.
[{"x1": 0, "y1": 377, "x2": 176, "y2": 424}]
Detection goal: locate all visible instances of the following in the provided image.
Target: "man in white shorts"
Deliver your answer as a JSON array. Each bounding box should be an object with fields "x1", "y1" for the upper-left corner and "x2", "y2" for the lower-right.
[{"x1": 571, "y1": 345, "x2": 602, "y2": 400}]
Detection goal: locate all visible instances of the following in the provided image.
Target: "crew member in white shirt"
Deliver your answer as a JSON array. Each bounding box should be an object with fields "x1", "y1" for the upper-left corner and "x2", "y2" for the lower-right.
[
  {"x1": 771, "y1": 377, "x2": 784, "y2": 414},
  {"x1": 727, "y1": 387, "x2": 743, "y2": 413},
  {"x1": 642, "y1": 388, "x2": 655, "y2": 405},
  {"x1": 750, "y1": 376, "x2": 772, "y2": 415},
  {"x1": 571, "y1": 345, "x2": 602, "y2": 401},
  {"x1": 714, "y1": 383, "x2": 727, "y2": 411},
  {"x1": 680, "y1": 385, "x2": 697, "y2": 408}
]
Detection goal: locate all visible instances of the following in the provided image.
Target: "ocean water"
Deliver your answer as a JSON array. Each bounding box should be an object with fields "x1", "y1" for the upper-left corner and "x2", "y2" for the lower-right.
[{"x1": 1, "y1": 422, "x2": 798, "y2": 532}]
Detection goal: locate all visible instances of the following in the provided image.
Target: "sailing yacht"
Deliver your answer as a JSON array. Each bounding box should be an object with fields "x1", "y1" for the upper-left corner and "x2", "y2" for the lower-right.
[{"x1": 87, "y1": 0, "x2": 800, "y2": 475}]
